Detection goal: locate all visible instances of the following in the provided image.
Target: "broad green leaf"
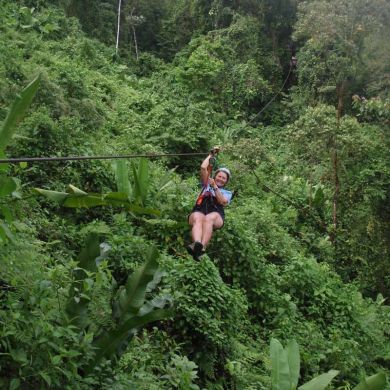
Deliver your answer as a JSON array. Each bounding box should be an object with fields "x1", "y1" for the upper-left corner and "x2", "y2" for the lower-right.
[
  {"x1": 67, "y1": 184, "x2": 87, "y2": 195},
  {"x1": 39, "y1": 372, "x2": 52, "y2": 387},
  {"x1": 88, "y1": 307, "x2": 173, "y2": 373},
  {"x1": 34, "y1": 188, "x2": 68, "y2": 203},
  {"x1": 270, "y1": 338, "x2": 291, "y2": 390},
  {"x1": 157, "y1": 166, "x2": 177, "y2": 192},
  {"x1": 35, "y1": 187, "x2": 105, "y2": 208},
  {"x1": 353, "y1": 372, "x2": 387, "y2": 390},
  {"x1": 138, "y1": 295, "x2": 172, "y2": 316},
  {"x1": 121, "y1": 246, "x2": 160, "y2": 314},
  {"x1": 0, "y1": 205, "x2": 13, "y2": 223},
  {"x1": 114, "y1": 160, "x2": 132, "y2": 199},
  {"x1": 10, "y1": 348, "x2": 28, "y2": 364},
  {"x1": 286, "y1": 340, "x2": 300, "y2": 389},
  {"x1": 66, "y1": 234, "x2": 103, "y2": 329},
  {"x1": 77, "y1": 233, "x2": 101, "y2": 272},
  {"x1": 0, "y1": 222, "x2": 15, "y2": 243},
  {"x1": 132, "y1": 160, "x2": 141, "y2": 204},
  {"x1": 298, "y1": 370, "x2": 339, "y2": 390},
  {"x1": 146, "y1": 269, "x2": 166, "y2": 292},
  {"x1": 0, "y1": 177, "x2": 17, "y2": 197},
  {"x1": 132, "y1": 158, "x2": 149, "y2": 206},
  {"x1": 104, "y1": 192, "x2": 131, "y2": 206},
  {"x1": 9, "y1": 378, "x2": 21, "y2": 390},
  {"x1": 35, "y1": 187, "x2": 160, "y2": 214},
  {"x1": 0, "y1": 75, "x2": 40, "y2": 153},
  {"x1": 137, "y1": 157, "x2": 149, "y2": 204},
  {"x1": 63, "y1": 194, "x2": 105, "y2": 208},
  {"x1": 125, "y1": 203, "x2": 161, "y2": 216}
]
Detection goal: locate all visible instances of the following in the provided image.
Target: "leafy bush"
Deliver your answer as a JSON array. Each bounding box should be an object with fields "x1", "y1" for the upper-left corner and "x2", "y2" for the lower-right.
[{"x1": 162, "y1": 255, "x2": 248, "y2": 379}]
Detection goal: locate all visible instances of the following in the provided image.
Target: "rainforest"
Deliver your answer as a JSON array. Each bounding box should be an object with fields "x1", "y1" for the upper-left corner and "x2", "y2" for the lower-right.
[{"x1": 0, "y1": 0, "x2": 389, "y2": 389}]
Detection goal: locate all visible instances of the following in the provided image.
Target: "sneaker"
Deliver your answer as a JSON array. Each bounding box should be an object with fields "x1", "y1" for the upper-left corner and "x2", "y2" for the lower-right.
[
  {"x1": 192, "y1": 241, "x2": 204, "y2": 260},
  {"x1": 186, "y1": 243, "x2": 195, "y2": 256},
  {"x1": 187, "y1": 241, "x2": 204, "y2": 260}
]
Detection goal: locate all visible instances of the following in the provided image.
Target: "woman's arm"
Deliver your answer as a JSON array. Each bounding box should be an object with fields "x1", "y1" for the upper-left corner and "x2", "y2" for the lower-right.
[
  {"x1": 209, "y1": 178, "x2": 229, "y2": 206},
  {"x1": 200, "y1": 154, "x2": 213, "y2": 186}
]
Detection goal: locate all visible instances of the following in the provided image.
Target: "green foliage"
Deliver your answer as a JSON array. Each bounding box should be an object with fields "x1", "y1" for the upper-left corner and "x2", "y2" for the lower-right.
[
  {"x1": 293, "y1": 0, "x2": 390, "y2": 107},
  {"x1": 65, "y1": 233, "x2": 109, "y2": 329},
  {"x1": 163, "y1": 354, "x2": 200, "y2": 390},
  {"x1": 0, "y1": 0, "x2": 389, "y2": 388},
  {"x1": 114, "y1": 160, "x2": 132, "y2": 199},
  {"x1": 131, "y1": 158, "x2": 149, "y2": 206},
  {"x1": 162, "y1": 255, "x2": 248, "y2": 379},
  {"x1": 0, "y1": 230, "x2": 171, "y2": 387},
  {"x1": 0, "y1": 74, "x2": 40, "y2": 242},
  {"x1": 34, "y1": 184, "x2": 159, "y2": 215},
  {"x1": 175, "y1": 37, "x2": 225, "y2": 93},
  {"x1": 0, "y1": 74, "x2": 40, "y2": 154},
  {"x1": 0, "y1": 235, "x2": 98, "y2": 388},
  {"x1": 298, "y1": 370, "x2": 339, "y2": 390},
  {"x1": 88, "y1": 243, "x2": 173, "y2": 372},
  {"x1": 353, "y1": 96, "x2": 390, "y2": 125},
  {"x1": 270, "y1": 338, "x2": 339, "y2": 390},
  {"x1": 270, "y1": 339, "x2": 300, "y2": 390},
  {"x1": 269, "y1": 339, "x2": 388, "y2": 390},
  {"x1": 353, "y1": 372, "x2": 388, "y2": 390}
]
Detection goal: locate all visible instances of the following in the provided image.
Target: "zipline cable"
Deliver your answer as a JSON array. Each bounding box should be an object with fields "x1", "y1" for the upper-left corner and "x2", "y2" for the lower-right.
[
  {"x1": 0, "y1": 152, "x2": 208, "y2": 164},
  {"x1": 0, "y1": 61, "x2": 307, "y2": 219},
  {"x1": 246, "y1": 64, "x2": 292, "y2": 127},
  {"x1": 251, "y1": 168, "x2": 326, "y2": 230},
  {"x1": 1, "y1": 64, "x2": 294, "y2": 165}
]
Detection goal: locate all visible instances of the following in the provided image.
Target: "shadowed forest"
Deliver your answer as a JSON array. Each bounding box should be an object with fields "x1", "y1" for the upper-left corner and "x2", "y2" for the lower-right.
[{"x1": 0, "y1": 0, "x2": 389, "y2": 388}]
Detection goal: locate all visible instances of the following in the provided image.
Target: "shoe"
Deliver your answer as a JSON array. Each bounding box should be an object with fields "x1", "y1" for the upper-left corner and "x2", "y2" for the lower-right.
[
  {"x1": 187, "y1": 241, "x2": 204, "y2": 260},
  {"x1": 187, "y1": 243, "x2": 195, "y2": 256},
  {"x1": 192, "y1": 241, "x2": 204, "y2": 260}
]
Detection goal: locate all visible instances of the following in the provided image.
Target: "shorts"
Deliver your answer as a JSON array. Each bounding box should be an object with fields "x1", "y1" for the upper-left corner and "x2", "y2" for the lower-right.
[{"x1": 188, "y1": 197, "x2": 225, "y2": 226}]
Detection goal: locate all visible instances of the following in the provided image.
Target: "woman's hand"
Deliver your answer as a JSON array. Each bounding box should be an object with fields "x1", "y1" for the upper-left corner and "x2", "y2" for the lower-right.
[
  {"x1": 209, "y1": 178, "x2": 218, "y2": 190},
  {"x1": 209, "y1": 178, "x2": 228, "y2": 206}
]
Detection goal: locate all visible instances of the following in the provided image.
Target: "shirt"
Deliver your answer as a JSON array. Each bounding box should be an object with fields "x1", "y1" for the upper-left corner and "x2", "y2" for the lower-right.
[{"x1": 199, "y1": 183, "x2": 233, "y2": 205}]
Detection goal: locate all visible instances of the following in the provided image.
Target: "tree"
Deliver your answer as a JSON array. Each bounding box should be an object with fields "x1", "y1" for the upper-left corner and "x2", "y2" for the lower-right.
[{"x1": 293, "y1": 0, "x2": 390, "y2": 107}]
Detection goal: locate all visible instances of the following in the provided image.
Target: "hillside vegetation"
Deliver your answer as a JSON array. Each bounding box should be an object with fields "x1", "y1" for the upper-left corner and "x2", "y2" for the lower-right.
[{"x1": 0, "y1": 1, "x2": 389, "y2": 388}]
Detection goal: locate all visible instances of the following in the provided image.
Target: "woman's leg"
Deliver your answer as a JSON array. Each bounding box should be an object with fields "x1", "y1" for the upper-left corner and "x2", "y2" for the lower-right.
[
  {"x1": 201, "y1": 212, "x2": 223, "y2": 248},
  {"x1": 188, "y1": 212, "x2": 206, "y2": 243}
]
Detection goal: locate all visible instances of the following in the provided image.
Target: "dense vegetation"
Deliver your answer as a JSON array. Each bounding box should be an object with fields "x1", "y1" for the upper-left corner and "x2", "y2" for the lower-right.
[{"x1": 1, "y1": 0, "x2": 389, "y2": 388}]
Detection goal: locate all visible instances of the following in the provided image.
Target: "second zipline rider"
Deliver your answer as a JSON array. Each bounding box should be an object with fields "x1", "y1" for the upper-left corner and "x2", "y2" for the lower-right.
[{"x1": 187, "y1": 148, "x2": 232, "y2": 260}]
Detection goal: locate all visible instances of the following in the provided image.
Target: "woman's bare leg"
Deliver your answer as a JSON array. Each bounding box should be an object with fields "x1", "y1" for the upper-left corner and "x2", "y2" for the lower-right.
[
  {"x1": 188, "y1": 212, "x2": 205, "y2": 243},
  {"x1": 201, "y1": 212, "x2": 223, "y2": 248}
]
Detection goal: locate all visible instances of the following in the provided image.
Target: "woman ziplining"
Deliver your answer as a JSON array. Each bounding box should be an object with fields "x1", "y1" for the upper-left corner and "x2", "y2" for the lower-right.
[{"x1": 187, "y1": 148, "x2": 233, "y2": 260}]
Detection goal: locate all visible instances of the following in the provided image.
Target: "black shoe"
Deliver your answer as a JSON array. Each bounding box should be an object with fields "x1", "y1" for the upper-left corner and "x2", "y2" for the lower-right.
[
  {"x1": 187, "y1": 241, "x2": 204, "y2": 260},
  {"x1": 187, "y1": 243, "x2": 195, "y2": 256},
  {"x1": 192, "y1": 241, "x2": 204, "y2": 260}
]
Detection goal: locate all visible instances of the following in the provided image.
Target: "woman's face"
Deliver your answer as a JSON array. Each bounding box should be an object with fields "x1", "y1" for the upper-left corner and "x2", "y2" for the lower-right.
[{"x1": 214, "y1": 171, "x2": 228, "y2": 187}]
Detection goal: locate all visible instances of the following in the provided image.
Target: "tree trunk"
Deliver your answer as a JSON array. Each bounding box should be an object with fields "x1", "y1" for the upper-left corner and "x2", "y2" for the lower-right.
[
  {"x1": 331, "y1": 80, "x2": 346, "y2": 242},
  {"x1": 115, "y1": 0, "x2": 122, "y2": 54},
  {"x1": 130, "y1": 9, "x2": 139, "y2": 61}
]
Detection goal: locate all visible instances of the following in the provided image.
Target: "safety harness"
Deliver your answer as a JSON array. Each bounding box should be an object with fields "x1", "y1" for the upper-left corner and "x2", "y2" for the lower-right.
[{"x1": 195, "y1": 148, "x2": 235, "y2": 212}]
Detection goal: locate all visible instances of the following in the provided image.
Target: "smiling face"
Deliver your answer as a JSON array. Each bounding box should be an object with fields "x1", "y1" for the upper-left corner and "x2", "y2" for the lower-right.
[{"x1": 214, "y1": 171, "x2": 229, "y2": 188}]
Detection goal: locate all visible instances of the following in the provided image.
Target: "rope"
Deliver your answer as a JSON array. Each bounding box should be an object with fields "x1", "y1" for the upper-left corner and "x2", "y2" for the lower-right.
[
  {"x1": 251, "y1": 169, "x2": 326, "y2": 230},
  {"x1": 0, "y1": 152, "x2": 208, "y2": 164},
  {"x1": 250, "y1": 169, "x2": 302, "y2": 209},
  {"x1": 246, "y1": 64, "x2": 292, "y2": 127},
  {"x1": 0, "y1": 64, "x2": 293, "y2": 165}
]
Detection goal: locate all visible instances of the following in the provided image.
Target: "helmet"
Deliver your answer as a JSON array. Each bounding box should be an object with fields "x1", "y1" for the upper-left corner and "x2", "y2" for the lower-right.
[{"x1": 215, "y1": 167, "x2": 231, "y2": 182}]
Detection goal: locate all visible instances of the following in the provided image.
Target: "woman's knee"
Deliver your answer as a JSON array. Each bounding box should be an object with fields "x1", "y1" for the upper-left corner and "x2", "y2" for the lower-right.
[
  {"x1": 190, "y1": 212, "x2": 205, "y2": 225},
  {"x1": 205, "y1": 213, "x2": 223, "y2": 229}
]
